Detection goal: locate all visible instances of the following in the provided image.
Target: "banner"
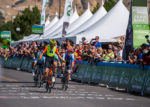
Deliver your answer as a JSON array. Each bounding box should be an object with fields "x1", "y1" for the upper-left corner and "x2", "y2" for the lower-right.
[
  {"x1": 0, "y1": 31, "x2": 11, "y2": 48},
  {"x1": 32, "y1": 25, "x2": 43, "y2": 34},
  {"x1": 132, "y1": 0, "x2": 149, "y2": 48},
  {"x1": 62, "y1": 0, "x2": 73, "y2": 37},
  {"x1": 40, "y1": 0, "x2": 48, "y2": 25},
  {"x1": 123, "y1": 2, "x2": 133, "y2": 60}
]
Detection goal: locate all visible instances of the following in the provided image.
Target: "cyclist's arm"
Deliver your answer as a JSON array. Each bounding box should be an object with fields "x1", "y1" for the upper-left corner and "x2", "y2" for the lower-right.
[
  {"x1": 62, "y1": 53, "x2": 66, "y2": 71},
  {"x1": 55, "y1": 48, "x2": 64, "y2": 61},
  {"x1": 71, "y1": 54, "x2": 75, "y2": 68},
  {"x1": 40, "y1": 46, "x2": 47, "y2": 59}
]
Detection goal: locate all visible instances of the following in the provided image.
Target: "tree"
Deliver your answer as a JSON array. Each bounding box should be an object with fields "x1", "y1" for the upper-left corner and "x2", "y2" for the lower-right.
[
  {"x1": 104, "y1": 0, "x2": 116, "y2": 11},
  {"x1": 0, "y1": 6, "x2": 41, "y2": 41},
  {"x1": 0, "y1": 11, "x2": 5, "y2": 26}
]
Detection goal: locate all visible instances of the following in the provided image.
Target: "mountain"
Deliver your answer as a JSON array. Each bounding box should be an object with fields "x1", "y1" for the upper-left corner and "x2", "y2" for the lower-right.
[{"x1": 0, "y1": 0, "x2": 149, "y2": 23}]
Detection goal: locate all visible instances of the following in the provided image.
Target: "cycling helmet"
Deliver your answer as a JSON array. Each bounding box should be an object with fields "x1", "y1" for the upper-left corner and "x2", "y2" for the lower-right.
[
  {"x1": 50, "y1": 39, "x2": 56, "y2": 45},
  {"x1": 67, "y1": 47, "x2": 73, "y2": 52}
]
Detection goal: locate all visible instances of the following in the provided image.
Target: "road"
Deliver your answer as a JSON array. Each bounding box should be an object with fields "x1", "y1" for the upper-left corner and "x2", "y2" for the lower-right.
[{"x1": 0, "y1": 67, "x2": 149, "y2": 107}]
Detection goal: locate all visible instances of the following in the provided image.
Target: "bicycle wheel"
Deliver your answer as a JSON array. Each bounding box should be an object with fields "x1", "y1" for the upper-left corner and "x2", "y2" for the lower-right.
[
  {"x1": 62, "y1": 71, "x2": 68, "y2": 91},
  {"x1": 46, "y1": 68, "x2": 53, "y2": 93},
  {"x1": 34, "y1": 68, "x2": 38, "y2": 87},
  {"x1": 37, "y1": 71, "x2": 42, "y2": 88}
]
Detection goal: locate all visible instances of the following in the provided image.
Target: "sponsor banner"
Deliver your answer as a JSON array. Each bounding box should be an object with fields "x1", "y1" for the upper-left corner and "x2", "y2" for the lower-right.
[
  {"x1": 133, "y1": 24, "x2": 149, "y2": 48},
  {"x1": 132, "y1": 7, "x2": 148, "y2": 24},
  {"x1": 62, "y1": 0, "x2": 73, "y2": 37},
  {"x1": 0, "y1": 31, "x2": 11, "y2": 48},
  {"x1": 123, "y1": 3, "x2": 133, "y2": 60},
  {"x1": 0, "y1": 31, "x2": 11, "y2": 38},
  {"x1": 40, "y1": 0, "x2": 48, "y2": 25},
  {"x1": 132, "y1": 1, "x2": 149, "y2": 48},
  {"x1": 32, "y1": 25, "x2": 43, "y2": 34}
]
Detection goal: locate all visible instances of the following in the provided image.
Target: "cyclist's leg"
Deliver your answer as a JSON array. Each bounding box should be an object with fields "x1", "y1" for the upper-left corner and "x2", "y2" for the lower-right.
[
  {"x1": 53, "y1": 61, "x2": 57, "y2": 77},
  {"x1": 32, "y1": 59, "x2": 37, "y2": 76},
  {"x1": 44, "y1": 58, "x2": 51, "y2": 81},
  {"x1": 66, "y1": 63, "x2": 72, "y2": 81}
]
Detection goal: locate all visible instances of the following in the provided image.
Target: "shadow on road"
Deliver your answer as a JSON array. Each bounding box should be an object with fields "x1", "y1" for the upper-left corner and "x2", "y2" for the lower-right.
[{"x1": 0, "y1": 81, "x2": 34, "y2": 84}]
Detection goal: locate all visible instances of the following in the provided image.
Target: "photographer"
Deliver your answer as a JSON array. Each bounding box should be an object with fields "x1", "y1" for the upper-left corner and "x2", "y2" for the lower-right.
[{"x1": 90, "y1": 36, "x2": 102, "y2": 48}]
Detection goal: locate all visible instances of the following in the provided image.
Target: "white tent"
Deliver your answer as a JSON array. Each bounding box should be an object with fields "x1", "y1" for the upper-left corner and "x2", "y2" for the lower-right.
[
  {"x1": 23, "y1": 34, "x2": 40, "y2": 42},
  {"x1": 63, "y1": 0, "x2": 129, "y2": 44},
  {"x1": 67, "y1": 0, "x2": 107, "y2": 37},
  {"x1": 44, "y1": 12, "x2": 59, "y2": 35},
  {"x1": 46, "y1": 6, "x2": 79, "y2": 39},
  {"x1": 51, "y1": 3, "x2": 93, "y2": 39},
  {"x1": 54, "y1": 1, "x2": 107, "y2": 38},
  {"x1": 45, "y1": 16, "x2": 50, "y2": 27},
  {"x1": 41, "y1": 14, "x2": 65, "y2": 39},
  {"x1": 66, "y1": 3, "x2": 93, "y2": 34}
]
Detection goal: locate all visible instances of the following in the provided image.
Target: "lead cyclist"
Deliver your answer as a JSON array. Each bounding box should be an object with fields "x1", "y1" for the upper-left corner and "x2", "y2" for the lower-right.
[{"x1": 40, "y1": 40, "x2": 65, "y2": 88}]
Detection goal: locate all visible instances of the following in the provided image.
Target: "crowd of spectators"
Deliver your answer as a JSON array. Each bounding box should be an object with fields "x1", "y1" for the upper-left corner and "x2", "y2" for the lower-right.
[{"x1": 0, "y1": 36, "x2": 150, "y2": 65}]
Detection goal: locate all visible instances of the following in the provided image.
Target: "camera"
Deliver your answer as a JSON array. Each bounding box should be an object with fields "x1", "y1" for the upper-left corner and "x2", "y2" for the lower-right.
[{"x1": 145, "y1": 35, "x2": 149, "y2": 39}]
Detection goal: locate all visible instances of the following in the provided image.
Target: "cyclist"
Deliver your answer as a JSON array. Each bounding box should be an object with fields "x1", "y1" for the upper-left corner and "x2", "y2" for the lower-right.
[
  {"x1": 31, "y1": 47, "x2": 38, "y2": 78},
  {"x1": 62, "y1": 47, "x2": 74, "y2": 81},
  {"x1": 40, "y1": 40, "x2": 64, "y2": 88},
  {"x1": 37, "y1": 47, "x2": 46, "y2": 76}
]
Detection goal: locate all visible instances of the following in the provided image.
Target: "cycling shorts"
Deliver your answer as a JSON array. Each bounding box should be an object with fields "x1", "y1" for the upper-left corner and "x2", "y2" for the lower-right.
[
  {"x1": 37, "y1": 56, "x2": 45, "y2": 65},
  {"x1": 66, "y1": 61, "x2": 72, "y2": 71},
  {"x1": 45, "y1": 56, "x2": 54, "y2": 68}
]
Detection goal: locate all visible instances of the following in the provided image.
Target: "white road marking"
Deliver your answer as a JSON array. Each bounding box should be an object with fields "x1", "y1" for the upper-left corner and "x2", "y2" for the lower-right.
[
  {"x1": 31, "y1": 96, "x2": 40, "y2": 99},
  {"x1": 105, "y1": 94, "x2": 114, "y2": 97},
  {"x1": 96, "y1": 97, "x2": 105, "y2": 100},
  {"x1": 107, "y1": 97, "x2": 123, "y2": 100},
  {"x1": 86, "y1": 97, "x2": 94, "y2": 99},
  {"x1": 125, "y1": 98, "x2": 135, "y2": 101}
]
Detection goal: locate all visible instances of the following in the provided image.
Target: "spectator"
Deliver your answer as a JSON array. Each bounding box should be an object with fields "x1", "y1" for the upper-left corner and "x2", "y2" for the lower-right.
[
  {"x1": 90, "y1": 36, "x2": 102, "y2": 48},
  {"x1": 79, "y1": 37, "x2": 88, "y2": 45},
  {"x1": 116, "y1": 45, "x2": 123, "y2": 61},
  {"x1": 75, "y1": 44, "x2": 83, "y2": 61},
  {"x1": 103, "y1": 48, "x2": 115, "y2": 61}
]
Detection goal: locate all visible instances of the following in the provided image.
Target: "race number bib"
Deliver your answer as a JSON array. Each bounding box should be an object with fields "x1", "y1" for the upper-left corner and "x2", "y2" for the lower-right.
[{"x1": 50, "y1": 50, "x2": 53, "y2": 53}]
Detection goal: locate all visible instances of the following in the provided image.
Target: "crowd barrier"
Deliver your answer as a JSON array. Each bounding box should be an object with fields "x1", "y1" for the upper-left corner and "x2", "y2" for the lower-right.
[{"x1": 0, "y1": 56, "x2": 150, "y2": 95}]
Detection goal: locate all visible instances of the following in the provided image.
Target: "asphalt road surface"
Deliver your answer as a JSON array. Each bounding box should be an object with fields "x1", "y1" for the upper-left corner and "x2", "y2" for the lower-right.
[{"x1": 0, "y1": 67, "x2": 150, "y2": 107}]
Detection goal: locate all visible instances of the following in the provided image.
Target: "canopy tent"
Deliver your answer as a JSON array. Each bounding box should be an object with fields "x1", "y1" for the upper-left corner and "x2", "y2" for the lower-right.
[
  {"x1": 43, "y1": 12, "x2": 59, "y2": 34},
  {"x1": 20, "y1": 34, "x2": 36, "y2": 42},
  {"x1": 50, "y1": 3, "x2": 93, "y2": 39},
  {"x1": 19, "y1": 13, "x2": 58, "y2": 42},
  {"x1": 45, "y1": 6, "x2": 79, "y2": 39},
  {"x1": 53, "y1": 1, "x2": 107, "y2": 38},
  {"x1": 41, "y1": 11, "x2": 68, "y2": 39},
  {"x1": 23, "y1": 34, "x2": 40, "y2": 42},
  {"x1": 58, "y1": 0, "x2": 129, "y2": 44},
  {"x1": 67, "y1": 0, "x2": 107, "y2": 37},
  {"x1": 45, "y1": 16, "x2": 50, "y2": 27},
  {"x1": 44, "y1": 7, "x2": 79, "y2": 38}
]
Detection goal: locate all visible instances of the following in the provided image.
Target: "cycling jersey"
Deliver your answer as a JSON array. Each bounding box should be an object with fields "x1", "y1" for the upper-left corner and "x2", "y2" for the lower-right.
[
  {"x1": 63, "y1": 53, "x2": 74, "y2": 70},
  {"x1": 43, "y1": 45, "x2": 59, "y2": 57},
  {"x1": 43, "y1": 45, "x2": 59, "y2": 68},
  {"x1": 37, "y1": 51, "x2": 45, "y2": 64}
]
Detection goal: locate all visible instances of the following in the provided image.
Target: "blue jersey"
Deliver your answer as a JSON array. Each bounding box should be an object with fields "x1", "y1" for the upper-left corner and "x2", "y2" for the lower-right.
[
  {"x1": 37, "y1": 52, "x2": 45, "y2": 64},
  {"x1": 63, "y1": 53, "x2": 74, "y2": 64}
]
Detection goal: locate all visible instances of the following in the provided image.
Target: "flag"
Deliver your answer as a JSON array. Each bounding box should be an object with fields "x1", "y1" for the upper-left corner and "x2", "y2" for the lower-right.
[
  {"x1": 62, "y1": 0, "x2": 73, "y2": 37},
  {"x1": 40, "y1": 0, "x2": 48, "y2": 25},
  {"x1": 123, "y1": 2, "x2": 133, "y2": 60}
]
